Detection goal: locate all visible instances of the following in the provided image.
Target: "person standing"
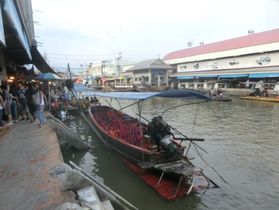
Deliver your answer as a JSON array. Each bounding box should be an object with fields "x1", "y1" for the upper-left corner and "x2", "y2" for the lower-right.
[
  {"x1": 2, "y1": 85, "x2": 13, "y2": 125},
  {"x1": 0, "y1": 92, "x2": 5, "y2": 127},
  {"x1": 25, "y1": 83, "x2": 36, "y2": 122},
  {"x1": 17, "y1": 81, "x2": 28, "y2": 120},
  {"x1": 33, "y1": 84, "x2": 46, "y2": 128},
  {"x1": 63, "y1": 85, "x2": 71, "y2": 106}
]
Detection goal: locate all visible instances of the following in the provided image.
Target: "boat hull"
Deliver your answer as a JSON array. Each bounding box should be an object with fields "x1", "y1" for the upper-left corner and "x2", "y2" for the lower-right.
[
  {"x1": 122, "y1": 159, "x2": 191, "y2": 200},
  {"x1": 88, "y1": 105, "x2": 210, "y2": 200}
]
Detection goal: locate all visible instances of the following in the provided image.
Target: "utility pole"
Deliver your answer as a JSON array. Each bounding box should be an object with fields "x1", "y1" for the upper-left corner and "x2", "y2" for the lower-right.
[
  {"x1": 101, "y1": 60, "x2": 106, "y2": 86},
  {"x1": 67, "y1": 63, "x2": 72, "y2": 80},
  {"x1": 115, "y1": 52, "x2": 122, "y2": 86},
  {"x1": 101, "y1": 60, "x2": 105, "y2": 76}
]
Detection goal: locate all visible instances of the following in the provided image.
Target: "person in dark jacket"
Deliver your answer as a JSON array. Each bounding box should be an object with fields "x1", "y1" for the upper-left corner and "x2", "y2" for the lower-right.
[{"x1": 25, "y1": 83, "x2": 36, "y2": 122}]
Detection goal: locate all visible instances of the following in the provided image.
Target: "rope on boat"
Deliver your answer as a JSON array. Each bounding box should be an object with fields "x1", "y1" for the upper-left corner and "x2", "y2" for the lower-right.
[
  {"x1": 135, "y1": 113, "x2": 220, "y2": 189},
  {"x1": 192, "y1": 102, "x2": 200, "y2": 133},
  {"x1": 185, "y1": 102, "x2": 200, "y2": 156},
  {"x1": 192, "y1": 143, "x2": 237, "y2": 192},
  {"x1": 160, "y1": 101, "x2": 210, "y2": 117}
]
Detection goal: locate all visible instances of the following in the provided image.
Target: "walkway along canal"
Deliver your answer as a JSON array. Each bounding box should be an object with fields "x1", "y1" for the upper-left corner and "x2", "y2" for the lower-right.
[{"x1": 0, "y1": 120, "x2": 76, "y2": 209}]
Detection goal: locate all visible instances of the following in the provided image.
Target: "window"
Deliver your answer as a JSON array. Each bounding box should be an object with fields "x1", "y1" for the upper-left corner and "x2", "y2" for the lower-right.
[
  {"x1": 229, "y1": 60, "x2": 239, "y2": 65},
  {"x1": 207, "y1": 61, "x2": 218, "y2": 70},
  {"x1": 180, "y1": 64, "x2": 187, "y2": 70},
  {"x1": 256, "y1": 55, "x2": 271, "y2": 65}
]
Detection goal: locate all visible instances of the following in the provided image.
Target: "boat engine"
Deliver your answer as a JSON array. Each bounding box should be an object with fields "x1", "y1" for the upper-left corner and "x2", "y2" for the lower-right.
[{"x1": 148, "y1": 116, "x2": 178, "y2": 153}]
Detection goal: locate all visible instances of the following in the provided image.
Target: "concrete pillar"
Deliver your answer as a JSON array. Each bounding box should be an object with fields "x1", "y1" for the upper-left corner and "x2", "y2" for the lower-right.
[
  {"x1": 149, "y1": 69, "x2": 152, "y2": 86},
  {"x1": 274, "y1": 83, "x2": 279, "y2": 91},
  {"x1": 203, "y1": 80, "x2": 208, "y2": 90},
  {"x1": 194, "y1": 82, "x2": 198, "y2": 90},
  {"x1": 214, "y1": 83, "x2": 219, "y2": 89},
  {"x1": 166, "y1": 70, "x2": 169, "y2": 86},
  {"x1": 157, "y1": 76, "x2": 161, "y2": 86}
]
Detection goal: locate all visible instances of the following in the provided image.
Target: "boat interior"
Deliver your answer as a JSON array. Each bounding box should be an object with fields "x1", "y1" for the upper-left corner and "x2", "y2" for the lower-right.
[{"x1": 91, "y1": 106, "x2": 150, "y2": 147}]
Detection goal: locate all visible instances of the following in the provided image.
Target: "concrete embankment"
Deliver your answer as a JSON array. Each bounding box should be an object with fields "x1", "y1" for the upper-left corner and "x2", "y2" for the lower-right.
[{"x1": 0, "y1": 121, "x2": 76, "y2": 209}]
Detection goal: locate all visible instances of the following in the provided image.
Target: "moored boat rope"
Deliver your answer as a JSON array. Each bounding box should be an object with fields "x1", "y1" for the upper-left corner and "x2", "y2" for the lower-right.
[{"x1": 192, "y1": 143, "x2": 237, "y2": 192}]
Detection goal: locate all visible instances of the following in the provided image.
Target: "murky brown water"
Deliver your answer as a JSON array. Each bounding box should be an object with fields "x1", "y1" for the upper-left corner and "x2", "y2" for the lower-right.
[{"x1": 62, "y1": 97, "x2": 279, "y2": 210}]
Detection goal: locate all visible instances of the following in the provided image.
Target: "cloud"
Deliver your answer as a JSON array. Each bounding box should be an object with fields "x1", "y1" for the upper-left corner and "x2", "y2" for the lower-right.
[{"x1": 32, "y1": 0, "x2": 279, "y2": 67}]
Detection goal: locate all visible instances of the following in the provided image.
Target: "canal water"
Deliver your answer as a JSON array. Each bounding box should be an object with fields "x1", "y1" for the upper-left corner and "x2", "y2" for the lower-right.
[{"x1": 61, "y1": 97, "x2": 279, "y2": 210}]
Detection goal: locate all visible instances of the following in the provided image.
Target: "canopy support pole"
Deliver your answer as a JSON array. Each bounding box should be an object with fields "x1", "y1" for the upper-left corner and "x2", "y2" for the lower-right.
[
  {"x1": 156, "y1": 171, "x2": 165, "y2": 186},
  {"x1": 173, "y1": 175, "x2": 183, "y2": 198}
]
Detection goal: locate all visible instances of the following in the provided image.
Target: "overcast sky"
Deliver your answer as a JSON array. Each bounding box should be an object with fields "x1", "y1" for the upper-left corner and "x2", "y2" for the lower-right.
[{"x1": 32, "y1": 0, "x2": 279, "y2": 69}]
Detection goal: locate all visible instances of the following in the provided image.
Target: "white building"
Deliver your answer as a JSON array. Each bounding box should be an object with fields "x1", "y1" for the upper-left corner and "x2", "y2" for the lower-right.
[
  {"x1": 126, "y1": 58, "x2": 175, "y2": 87},
  {"x1": 164, "y1": 28, "x2": 279, "y2": 90}
]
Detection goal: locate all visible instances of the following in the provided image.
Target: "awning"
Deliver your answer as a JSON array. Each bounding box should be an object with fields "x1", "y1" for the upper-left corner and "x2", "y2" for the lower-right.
[
  {"x1": 196, "y1": 75, "x2": 218, "y2": 79},
  {"x1": 0, "y1": 9, "x2": 5, "y2": 46},
  {"x1": 219, "y1": 74, "x2": 248, "y2": 79},
  {"x1": 248, "y1": 73, "x2": 279, "y2": 78},
  {"x1": 31, "y1": 47, "x2": 56, "y2": 74},
  {"x1": 2, "y1": 0, "x2": 32, "y2": 60},
  {"x1": 176, "y1": 76, "x2": 195, "y2": 80}
]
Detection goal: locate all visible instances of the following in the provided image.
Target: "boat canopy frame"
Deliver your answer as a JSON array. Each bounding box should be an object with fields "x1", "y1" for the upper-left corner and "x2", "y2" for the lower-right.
[
  {"x1": 83, "y1": 90, "x2": 224, "y2": 191},
  {"x1": 83, "y1": 89, "x2": 212, "y2": 115},
  {"x1": 82, "y1": 89, "x2": 212, "y2": 101},
  {"x1": 85, "y1": 89, "x2": 212, "y2": 161}
]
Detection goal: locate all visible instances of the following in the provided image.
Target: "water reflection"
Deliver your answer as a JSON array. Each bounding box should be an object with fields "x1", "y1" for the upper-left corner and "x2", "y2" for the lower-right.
[{"x1": 61, "y1": 97, "x2": 279, "y2": 210}]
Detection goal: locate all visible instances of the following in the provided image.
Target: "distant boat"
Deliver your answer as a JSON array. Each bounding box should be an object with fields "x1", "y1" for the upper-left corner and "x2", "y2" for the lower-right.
[
  {"x1": 207, "y1": 89, "x2": 232, "y2": 102},
  {"x1": 85, "y1": 90, "x2": 218, "y2": 200},
  {"x1": 240, "y1": 96, "x2": 279, "y2": 103},
  {"x1": 209, "y1": 95, "x2": 232, "y2": 102}
]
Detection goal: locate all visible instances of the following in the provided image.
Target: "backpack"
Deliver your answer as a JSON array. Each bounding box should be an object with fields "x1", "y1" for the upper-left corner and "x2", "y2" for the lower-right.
[{"x1": 32, "y1": 92, "x2": 41, "y2": 105}]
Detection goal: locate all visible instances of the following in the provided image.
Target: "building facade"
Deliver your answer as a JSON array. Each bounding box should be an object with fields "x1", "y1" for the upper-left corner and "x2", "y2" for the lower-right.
[
  {"x1": 0, "y1": 0, "x2": 53, "y2": 81},
  {"x1": 85, "y1": 59, "x2": 135, "y2": 87},
  {"x1": 126, "y1": 58, "x2": 175, "y2": 88},
  {"x1": 164, "y1": 28, "x2": 279, "y2": 90}
]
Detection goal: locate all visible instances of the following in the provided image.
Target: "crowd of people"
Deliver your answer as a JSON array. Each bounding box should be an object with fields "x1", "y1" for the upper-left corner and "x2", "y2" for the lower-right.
[
  {"x1": 0, "y1": 81, "x2": 47, "y2": 129},
  {"x1": 0, "y1": 78, "x2": 101, "y2": 131}
]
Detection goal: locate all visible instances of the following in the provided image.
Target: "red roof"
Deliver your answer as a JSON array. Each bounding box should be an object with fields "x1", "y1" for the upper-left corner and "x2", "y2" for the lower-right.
[{"x1": 164, "y1": 28, "x2": 279, "y2": 61}]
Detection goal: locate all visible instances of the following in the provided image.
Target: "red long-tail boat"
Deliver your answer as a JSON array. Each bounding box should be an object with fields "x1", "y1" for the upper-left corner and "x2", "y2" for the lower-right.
[{"x1": 85, "y1": 90, "x2": 217, "y2": 200}]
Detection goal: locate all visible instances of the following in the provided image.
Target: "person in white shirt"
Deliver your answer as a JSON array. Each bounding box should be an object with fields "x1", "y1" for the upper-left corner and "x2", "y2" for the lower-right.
[{"x1": 33, "y1": 84, "x2": 46, "y2": 128}]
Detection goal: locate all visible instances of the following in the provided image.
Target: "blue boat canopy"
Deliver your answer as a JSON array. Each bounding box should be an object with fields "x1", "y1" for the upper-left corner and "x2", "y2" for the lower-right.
[
  {"x1": 248, "y1": 73, "x2": 279, "y2": 78},
  {"x1": 74, "y1": 84, "x2": 92, "y2": 92},
  {"x1": 82, "y1": 90, "x2": 212, "y2": 101}
]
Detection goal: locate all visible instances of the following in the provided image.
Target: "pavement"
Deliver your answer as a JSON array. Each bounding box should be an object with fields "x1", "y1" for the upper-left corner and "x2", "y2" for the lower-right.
[{"x1": 0, "y1": 120, "x2": 76, "y2": 210}]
